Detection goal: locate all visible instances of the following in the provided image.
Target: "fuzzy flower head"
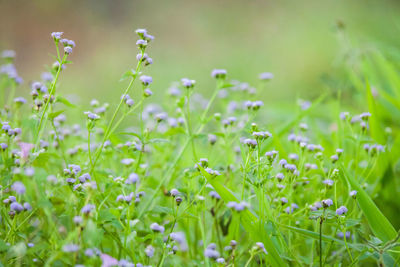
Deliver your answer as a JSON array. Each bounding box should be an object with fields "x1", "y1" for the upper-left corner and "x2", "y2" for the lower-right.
[
  {"x1": 150, "y1": 222, "x2": 165, "y2": 233},
  {"x1": 140, "y1": 75, "x2": 153, "y2": 86},
  {"x1": 11, "y1": 181, "x2": 26, "y2": 195},
  {"x1": 322, "y1": 199, "x2": 333, "y2": 208},
  {"x1": 349, "y1": 190, "x2": 357, "y2": 198},
  {"x1": 51, "y1": 32, "x2": 63, "y2": 42},
  {"x1": 181, "y1": 78, "x2": 195, "y2": 89},
  {"x1": 336, "y1": 206, "x2": 348, "y2": 216},
  {"x1": 259, "y1": 72, "x2": 274, "y2": 81},
  {"x1": 211, "y1": 69, "x2": 227, "y2": 79}
]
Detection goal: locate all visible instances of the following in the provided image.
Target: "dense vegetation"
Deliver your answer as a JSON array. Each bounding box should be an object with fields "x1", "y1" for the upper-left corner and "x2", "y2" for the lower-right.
[{"x1": 0, "y1": 28, "x2": 399, "y2": 266}]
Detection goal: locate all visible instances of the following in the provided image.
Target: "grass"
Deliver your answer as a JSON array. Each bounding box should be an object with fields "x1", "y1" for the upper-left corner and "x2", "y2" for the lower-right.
[{"x1": 0, "y1": 28, "x2": 399, "y2": 267}]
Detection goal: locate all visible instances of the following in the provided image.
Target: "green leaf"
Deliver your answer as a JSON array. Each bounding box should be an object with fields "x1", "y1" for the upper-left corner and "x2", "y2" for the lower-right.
[
  {"x1": 48, "y1": 110, "x2": 65, "y2": 120},
  {"x1": 366, "y1": 79, "x2": 384, "y2": 143},
  {"x1": 55, "y1": 96, "x2": 76, "y2": 108}
]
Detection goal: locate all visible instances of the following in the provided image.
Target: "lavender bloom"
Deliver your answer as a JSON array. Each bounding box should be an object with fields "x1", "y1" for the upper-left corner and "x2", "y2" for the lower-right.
[
  {"x1": 121, "y1": 158, "x2": 134, "y2": 166},
  {"x1": 204, "y1": 243, "x2": 220, "y2": 259},
  {"x1": 276, "y1": 173, "x2": 284, "y2": 180},
  {"x1": 62, "y1": 244, "x2": 79, "y2": 253},
  {"x1": 0, "y1": 143, "x2": 8, "y2": 151},
  {"x1": 322, "y1": 199, "x2": 333, "y2": 208},
  {"x1": 140, "y1": 75, "x2": 153, "y2": 86},
  {"x1": 126, "y1": 173, "x2": 139, "y2": 184},
  {"x1": 1, "y1": 50, "x2": 16, "y2": 59},
  {"x1": 336, "y1": 206, "x2": 348, "y2": 215},
  {"x1": 170, "y1": 188, "x2": 180, "y2": 197},
  {"x1": 216, "y1": 258, "x2": 225, "y2": 264},
  {"x1": 280, "y1": 197, "x2": 288, "y2": 204},
  {"x1": 211, "y1": 69, "x2": 227, "y2": 79},
  {"x1": 136, "y1": 39, "x2": 148, "y2": 48},
  {"x1": 135, "y1": 29, "x2": 147, "y2": 37},
  {"x1": 259, "y1": 72, "x2": 274, "y2": 80},
  {"x1": 144, "y1": 88, "x2": 153, "y2": 97},
  {"x1": 150, "y1": 222, "x2": 165, "y2": 233},
  {"x1": 73, "y1": 216, "x2": 83, "y2": 225},
  {"x1": 14, "y1": 97, "x2": 26, "y2": 105},
  {"x1": 100, "y1": 253, "x2": 119, "y2": 267},
  {"x1": 27, "y1": 243, "x2": 34, "y2": 248},
  {"x1": 181, "y1": 78, "x2": 195, "y2": 88},
  {"x1": 51, "y1": 32, "x2": 63, "y2": 41},
  {"x1": 244, "y1": 138, "x2": 257, "y2": 148},
  {"x1": 145, "y1": 245, "x2": 155, "y2": 257},
  {"x1": 360, "y1": 112, "x2": 371, "y2": 121},
  {"x1": 349, "y1": 190, "x2": 357, "y2": 198},
  {"x1": 12, "y1": 181, "x2": 26, "y2": 195},
  {"x1": 23, "y1": 202, "x2": 32, "y2": 211},
  {"x1": 208, "y1": 134, "x2": 217, "y2": 145},
  {"x1": 9, "y1": 196, "x2": 16, "y2": 202},
  {"x1": 209, "y1": 191, "x2": 221, "y2": 200},
  {"x1": 84, "y1": 111, "x2": 100, "y2": 120},
  {"x1": 10, "y1": 202, "x2": 24, "y2": 213},
  {"x1": 323, "y1": 179, "x2": 334, "y2": 187},
  {"x1": 81, "y1": 204, "x2": 95, "y2": 214},
  {"x1": 64, "y1": 46, "x2": 73, "y2": 55},
  {"x1": 25, "y1": 167, "x2": 35, "y2": 177}
]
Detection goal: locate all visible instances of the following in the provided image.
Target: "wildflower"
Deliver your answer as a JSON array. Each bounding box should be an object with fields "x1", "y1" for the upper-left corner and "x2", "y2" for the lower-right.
[
  {"x1": 360, "y1": 112, "x2": 371, "y2": 121},
  {"x1": 209, "y1": 191, "x2": 221, "y2": 200},
  {"x1": 1, "y1": 50, "x2": 16, "y2": 59},
  {"x1": 208, "y1": 134, "x2": 217, "y2": 145},
  {"x1": 140, "y1": 75, "x2": 153, "y2": 86},
  {"x1": 322, "y1": 199, "x2": 333, "y2": 208},
  {"x1": 211, "y1": 69, "x2": 227, "y2": 79},
  {"x1": 175, "y1": 196, "x2": 183, "y2": 205},
  {"x1": 126, "y1": 173, "x2": 139, "y2": 184},
  {"x1": 125, "y1": 98, "x2": 134, "y2": 107},
  {"x1": 331, "y1": 154, "x2": 339, "y2": 162},
  {"x1": 280, "y1": 197, "x2": 288, "y2": 205},
  {"x1": 216, "y1": 258, "x2": 225, "y2": 264},
  {"x1": 181, "y1": 78, "x2": 195, "y2": 88},
  {"x1": 64, "y1": 46, "x2": 73, "y2": 55},
  {"x1": 10, "y1": 202, "x2": 24, "y2": 213},
  {"x1": 259, "y1": 72, "x2": 274, "y2": 80},
  {"x1": 135, "y1": 29, "x2": 147, "y2": 37},
  {"x1": 121, "y1": 158, "x2": 134, "y2": 166},
  {"x1": 51, "y1": 32, "x2": 63, "y2": 42},
  {"x1": 100, "y1": 254, "x2": 119, "y2": 267},
  {"x1": 170, "y1": 188, "x2": 180, "y2": 197},
  {"x1": 204, "y1": 244, "x2": 220, "y2": 259},
  {"x1": 14, "y1": 97, "x2": 26, "y2": 105},
  {"x1": 81, "y1": 204, "x2": 95, "y2": 215},
  {"x1": 73, "y1": 216, "x2": 83, "y2": 225},
  {"x1": 136, "y1": 39, "x2": 148, "y2": 49},
  {"x1": 0, "y1": 143, "x2": 7, "y2": 151},
  {"x1": 84, "y1": 111, "x2": 100, "y2": 120},
  {"x1": 145, "y1": 245, "x2": 155, "y2": 257},
  {"x1": 150, "y1": 222, "x2": 165, "y2": 233},
  {"x1": 12, "y1": 181, "x2": 26, "y2": 195},
  {"x1": 144, "y1": 88, "x2": 153, "y2": 97},
  {"x1": 25, "y1": 167, "x2": 35, "y2": 177},
  {"x1": 323, "y1": 179, "x2": 334, "y2": 187},
  {"x1": 265, "y1": 150, "x2": 278, "y2": 162},
  {"x1": 62, "y1": 244, "x2": 79, "y2": 253},
  {"x1": 244, "y1": 138, "x2": 257, "y2": 148},
  {"x1": 336, "y1": 206, "x2": 348, "y2": 215},
  {"x1": 337, "y1": 231, "x2": 351, "y2": 239},
  {"x1": 23, "y1": 202, "x2": 32, "y2": 211},
  {"x1": 276, "y1": 173, "x2": 284, "y2": 180},
  {"x1": 349, "y1": 190, "x2": 357, "y2": 198},
  {"x1": 27, "y1": 243, "x2": 34, "y2": 248},
  {"x1": 254, "y1": 242, "x2": 268, "y2": 253}
]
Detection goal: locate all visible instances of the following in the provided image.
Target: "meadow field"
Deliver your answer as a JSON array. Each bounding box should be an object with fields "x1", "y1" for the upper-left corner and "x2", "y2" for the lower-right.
[{"x1": 1, "y1": 1, "x2": 400, "y2": 266}]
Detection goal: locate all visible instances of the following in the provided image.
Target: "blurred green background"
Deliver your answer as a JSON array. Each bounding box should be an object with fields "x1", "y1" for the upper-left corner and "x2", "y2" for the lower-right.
[{"x1": 1, "y1": 0, "x2": 400, "y2": 105}]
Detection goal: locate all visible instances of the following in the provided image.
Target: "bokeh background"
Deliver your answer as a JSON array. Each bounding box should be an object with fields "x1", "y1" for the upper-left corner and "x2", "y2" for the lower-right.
[{"x1": 1, "y1": 0, "x2": 400, "y2": 105}]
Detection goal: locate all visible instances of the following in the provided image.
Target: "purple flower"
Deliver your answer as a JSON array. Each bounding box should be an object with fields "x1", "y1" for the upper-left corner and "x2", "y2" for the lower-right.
[
  {"x1": 170, "y1": 188, "x2": 180, "y2": 197},
  {"x1": 150, "y1": 222, "x2": 165, "y2": 233},
  {"x1": 259, "y1": 72, "x2": 274, "y2": 80},
  {"x1": 322, "y1": 199, "x2": 333, "y2": 208},
  {"x1": 100, "y1": 254, "x2": 119, "y2": 267},
  {"x1": 181, "y1": 78, "x2": 195, "y2": 88},
  {"x1": 209, "y1": 191, "x2": 221, "y2": 200},
  {"x1": 81, "y1": 204, "x2": 95, "y2": 214},
  {"x1": 211, "y1": 69, "x2": 227, "y2": 79},
  {"x1": 0, "y1": 143, "x2": 7, "y2": 151},
  {"x1": 145, "y1": 245, "x2": 155, "y2": 257},
  {"x1": 140, "y1": 75, "x2": 153, "y2": 86},
  {"x1": 1, "y1": 50, "x2": 16, "y2": 59},
  {"x1": 12, "y1": 181, "x2": 26, "y2": 195},
  {"x1": 349, "y1": 190, "x2": 357, "y2": 198},
  {"x1": 10, "y1": 202, "x2": 24, "y2": 213},
  {"x1": 121, "y1": 158, "x2": 134, "y2": 166},
  {"x1": 126, "y1": 173, "x2": 139, "y2": 184},
  {"x1": 51, "y1": 32, "x2": 63, "y2": 41},
  {"x1": 64, "y1": 46, "x2": 73, "y2": 55},
  {"x1": 136, "y1": 39, "x2": 148, "y2": 48},
  {"x1": 23, "y1": 202, "x2": 32, "y2": 211},
  {"x1": 323, "y1": 179, "x2": 334, "y2": 187},
  {"x1": 84, "y1": 111, "x2": 100, "y2": 120},
  {"x1": 62, "y1": 243, "x2": 79, "y2": 253},
  {"x1": 135, "y1": 29, "x2": 147, "y2": 37},
  {"x1": 336, "y1": 206, "x2": 348, "y2": 215}
]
